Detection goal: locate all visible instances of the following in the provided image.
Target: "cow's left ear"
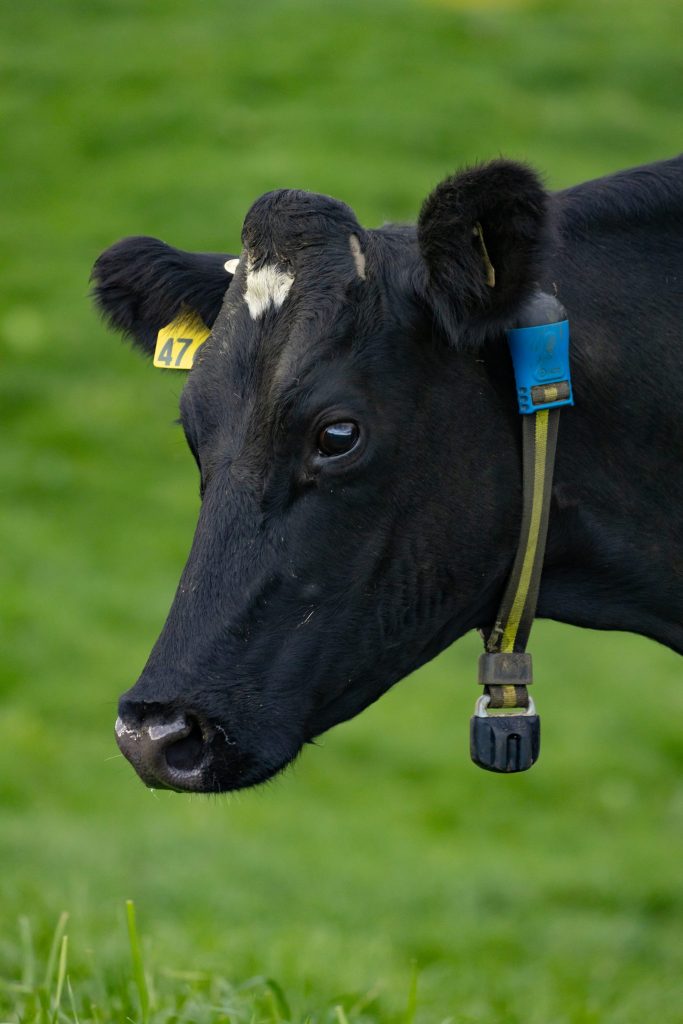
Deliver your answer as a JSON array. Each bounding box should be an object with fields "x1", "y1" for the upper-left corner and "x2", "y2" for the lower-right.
[
  {"x1": 92, "y1": 236, "x2": 239, "y2": 357},
  {"x1": 416, "y1": 160, "x2": 548, "y2": 349}
]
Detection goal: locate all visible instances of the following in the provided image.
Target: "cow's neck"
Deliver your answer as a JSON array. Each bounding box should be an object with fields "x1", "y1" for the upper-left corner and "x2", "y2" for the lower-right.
[
  {"x1": 538, "y1": 509, "x2": 683, "y2": 655},
  {"x1": 512, "y1": 356, "x2": 683, "y2": 656},
  {"x1": 467, "y1": 323, "x2": 682, "y2": 656}
]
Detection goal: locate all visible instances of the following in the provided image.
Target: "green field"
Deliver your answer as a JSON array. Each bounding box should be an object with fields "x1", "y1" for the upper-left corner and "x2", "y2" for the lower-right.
[{"x1": 1, "y1": 0, "x2": 682, "y2": 1020}]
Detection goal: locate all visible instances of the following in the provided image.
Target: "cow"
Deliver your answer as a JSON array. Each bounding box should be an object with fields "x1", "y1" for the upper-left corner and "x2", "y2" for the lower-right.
[{"x1": 92, "y1": 155, "x2": 683, "y2": 793}]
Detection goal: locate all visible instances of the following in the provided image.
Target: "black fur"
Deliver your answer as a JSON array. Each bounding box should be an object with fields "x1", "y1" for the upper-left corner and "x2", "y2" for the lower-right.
[
  {"x1": 417, "y1": 159, "x2": 548, "y2": 348},
  {"x1": 91, "y1": 236, "x2": 238, "y2": 355},
  {"x1": 94, "y1": 157, "x2": 683, "y2": 793},
  {"x1": 241, "y1": 188, "x2": 365, "y2": 266}
]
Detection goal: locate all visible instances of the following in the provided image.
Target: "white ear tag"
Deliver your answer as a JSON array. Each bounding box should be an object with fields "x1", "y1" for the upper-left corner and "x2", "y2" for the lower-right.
[
  {"x1": 153, "y1": 312, "x2": 211, "y2": 370},
  {"x1": 224, "y1": 258, "x2": 240, "y2": 274}
]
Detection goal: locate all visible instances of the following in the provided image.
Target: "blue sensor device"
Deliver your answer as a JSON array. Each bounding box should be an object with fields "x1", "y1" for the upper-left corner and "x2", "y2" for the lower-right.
[{"x1": 506, "y1": 318, "x2": 574, "y2": 415}]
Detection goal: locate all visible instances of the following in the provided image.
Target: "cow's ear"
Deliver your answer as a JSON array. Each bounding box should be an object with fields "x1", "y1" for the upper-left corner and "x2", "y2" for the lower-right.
[
  {"x1": 91, "y1": 236, "x2": 239, "y2": 357},
  {"x1": 416, "y1": 160, "x2": 548, "y2": 349}
]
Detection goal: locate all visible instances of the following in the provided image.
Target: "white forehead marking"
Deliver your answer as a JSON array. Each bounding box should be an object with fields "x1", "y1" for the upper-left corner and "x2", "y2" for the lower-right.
[
  {"x1": 224, "y1": 258, "x2": 240, "y2": 274},
  {"x1": 244, "y1": 263, "x2": 295, "y2": 319},
  {"x1": 349, "y1": 234, "x2": 366, "y2": 279}
]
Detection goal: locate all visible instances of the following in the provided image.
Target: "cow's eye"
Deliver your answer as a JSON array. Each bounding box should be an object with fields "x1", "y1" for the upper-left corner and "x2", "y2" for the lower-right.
[{"x1": 317, "y1": 421, "x2": 360, "y2": 457}]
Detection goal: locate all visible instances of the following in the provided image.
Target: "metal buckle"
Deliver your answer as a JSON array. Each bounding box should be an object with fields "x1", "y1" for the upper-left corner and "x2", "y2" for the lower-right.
[{"x1": 474, "y1": 694, "x2": 537, "y2": 717}]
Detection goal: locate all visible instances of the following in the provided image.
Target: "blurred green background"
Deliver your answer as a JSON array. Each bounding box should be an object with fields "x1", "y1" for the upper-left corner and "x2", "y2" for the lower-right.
[{"x1": 1, "y1": 0, "x2": 682, "y2": 1021}]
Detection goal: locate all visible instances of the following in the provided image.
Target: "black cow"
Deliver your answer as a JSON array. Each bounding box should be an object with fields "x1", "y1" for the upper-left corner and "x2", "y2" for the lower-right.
[{"x1": 93, "y1": 156, "x2": 683, "y2": 793}]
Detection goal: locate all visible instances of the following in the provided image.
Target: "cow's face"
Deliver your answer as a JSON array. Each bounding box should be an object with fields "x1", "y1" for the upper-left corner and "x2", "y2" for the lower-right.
[{"x1": 93, "y1": 161, "x2": 547, "y2": 791}]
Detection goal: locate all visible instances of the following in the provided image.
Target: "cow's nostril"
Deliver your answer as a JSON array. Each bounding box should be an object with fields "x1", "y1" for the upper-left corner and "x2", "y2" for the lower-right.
[
  {"x1": 164, "y1": 714, "x2": 206, "y2": 772},
  {"x1": 115, "y1": 706, "x2": 211, "y2": 790}
]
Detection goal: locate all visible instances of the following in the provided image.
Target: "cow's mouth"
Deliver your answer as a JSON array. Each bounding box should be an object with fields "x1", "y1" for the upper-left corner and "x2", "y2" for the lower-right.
[{"x1": 115, "y1": 708, "x2": 301, "y2": 793}]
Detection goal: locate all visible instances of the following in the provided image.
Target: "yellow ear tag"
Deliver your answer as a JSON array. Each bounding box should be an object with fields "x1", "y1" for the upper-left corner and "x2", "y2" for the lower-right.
[{"x1": 153, "y1": 312, "x2": 211, "y2": 370}]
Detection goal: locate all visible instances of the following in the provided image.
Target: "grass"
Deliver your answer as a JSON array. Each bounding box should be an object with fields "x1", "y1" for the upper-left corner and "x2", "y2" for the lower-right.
[
  {"x1": 5, "y1": 904, "x2": 421, "y2": 1023},
  {"x1": 1, "y1": 0, "x2": 683, "y2": 1020}
]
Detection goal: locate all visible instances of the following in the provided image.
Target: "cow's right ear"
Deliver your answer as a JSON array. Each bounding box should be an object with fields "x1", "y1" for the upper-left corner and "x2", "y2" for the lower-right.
[{"x1": 91, "y1": 236, "x2": 239, "y2": 356}]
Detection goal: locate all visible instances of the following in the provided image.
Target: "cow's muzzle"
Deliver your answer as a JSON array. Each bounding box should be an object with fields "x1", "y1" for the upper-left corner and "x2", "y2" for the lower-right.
[
  {"x1": 115, "y1": 683, "x2": 305, "y2": 792},
  {"x1": 115, "y1": 704, "x2": 214, "y2": 791}
]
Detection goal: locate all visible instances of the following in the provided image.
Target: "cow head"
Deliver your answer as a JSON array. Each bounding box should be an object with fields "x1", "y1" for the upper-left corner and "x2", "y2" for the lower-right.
[{"x1": 93, "y1": 160, "x2": 547, "y2": 792}]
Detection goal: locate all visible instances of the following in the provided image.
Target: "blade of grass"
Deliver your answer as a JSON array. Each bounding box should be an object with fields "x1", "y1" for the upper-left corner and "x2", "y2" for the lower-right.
[
  {"x1": 265, "y1": 978, "x2": 291, "y2": 1021},
  {"x1": 334, "y1": 1006, "x2": 350, "y2": 1024},
  {"x1": 67, "y1": 976, "x2": 81, "y2": 1024},
  {"x1": 51, "y1": 934, "x2": 68, "y2": 1021},
  {"x1": 125, "y1": 900, "x2": 150, "y2": 1024},
  {"x1": 44, "y1": 913, "x2": 69, "y2": 993}
]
